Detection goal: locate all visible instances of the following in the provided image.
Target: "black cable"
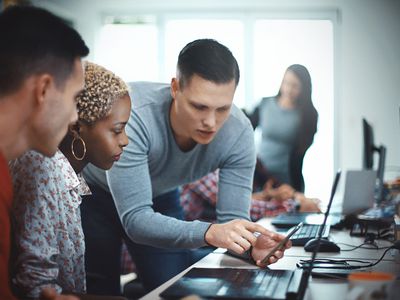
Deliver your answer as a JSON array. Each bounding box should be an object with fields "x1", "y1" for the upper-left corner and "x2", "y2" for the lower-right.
[
  {"x1": 336, "y1": 242, "x2": 392, "y2": 251},
  {"x1": 299, "y1": 258, "x2": 371, "y2": 267},
  {"x1": 297, "y1": 246, "x2": 397, "y2": 270}
]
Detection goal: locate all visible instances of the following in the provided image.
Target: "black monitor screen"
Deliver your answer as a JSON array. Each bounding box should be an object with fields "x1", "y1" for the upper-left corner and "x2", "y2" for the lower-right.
[
  {"x1": 362, "y1": 117, "x2": 386, "y2": 203},
  {"x1": 363, "y1": 118, "x2": 375, "y2": 169}
]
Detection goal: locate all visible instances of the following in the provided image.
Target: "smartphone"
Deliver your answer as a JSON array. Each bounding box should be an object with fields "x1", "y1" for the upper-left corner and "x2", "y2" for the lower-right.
[{"x1": 261, "y1": 222, "x2": 303, "y2": 264}]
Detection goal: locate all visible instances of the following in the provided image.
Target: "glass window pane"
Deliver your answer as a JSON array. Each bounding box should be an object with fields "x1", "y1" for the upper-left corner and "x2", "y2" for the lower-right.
[
  {"x1": 95, "y1": 23, "x2": 158, "y2": 82},
  {"x1": 93, "y1": 16, "x2": 335, "y2": 201}
]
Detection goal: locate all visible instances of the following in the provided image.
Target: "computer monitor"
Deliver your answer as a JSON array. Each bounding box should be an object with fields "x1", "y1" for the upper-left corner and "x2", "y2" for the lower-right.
[{"x1": 362, "y1": 118, "x2": 387, "y2": 203}]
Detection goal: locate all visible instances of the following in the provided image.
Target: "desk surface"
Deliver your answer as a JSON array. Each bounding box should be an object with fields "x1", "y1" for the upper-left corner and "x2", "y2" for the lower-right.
[{"x1": 140, "y1": 218, "x2": 400, "y2": 300}]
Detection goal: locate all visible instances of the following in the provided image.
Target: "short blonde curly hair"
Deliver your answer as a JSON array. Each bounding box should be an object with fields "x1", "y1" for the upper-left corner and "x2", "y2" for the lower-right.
[{"x1": 76, "y1": 61, "x2": 129, "y2": 124}]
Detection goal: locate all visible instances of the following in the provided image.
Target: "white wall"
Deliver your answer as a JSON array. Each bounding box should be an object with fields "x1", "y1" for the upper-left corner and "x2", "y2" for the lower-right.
[
  {"x1": 34, "y1": 0, "x2": 400, "y2": 181},
  {"x1": 337, "y1": 0, "x2": 400, "y2": 179}
]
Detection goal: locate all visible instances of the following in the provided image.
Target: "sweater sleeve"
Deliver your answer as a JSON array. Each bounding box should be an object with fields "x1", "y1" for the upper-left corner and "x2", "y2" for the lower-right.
[
  {"x1": 106, "y1": 112, "x2": 211, "y2": 249},
  {"x1": 216, "y1": 124, "x2": 255, "y2": 223}
]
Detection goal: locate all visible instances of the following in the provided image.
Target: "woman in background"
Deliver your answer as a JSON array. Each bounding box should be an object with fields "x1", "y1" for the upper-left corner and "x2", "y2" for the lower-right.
[
  {"x1": 248, "y1": 64, "x2": 318, "y2": 192},
  {"x1": 10, "y1": 62, "x2": 131, "y2": 299}
]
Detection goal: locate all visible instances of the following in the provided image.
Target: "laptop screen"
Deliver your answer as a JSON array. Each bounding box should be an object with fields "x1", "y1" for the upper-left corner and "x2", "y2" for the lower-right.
[
  {"x1": 296, "y1": 170, "x2": 341, "y2": 300},
  {"x1": 342, "y1": 170, "x2": 376, "y2": 215}
]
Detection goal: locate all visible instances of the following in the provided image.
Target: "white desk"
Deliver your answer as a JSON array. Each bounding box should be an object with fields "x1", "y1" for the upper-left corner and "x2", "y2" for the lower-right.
[{"x1": 141, "y1": 218, "x2": 400, "y2": 300}]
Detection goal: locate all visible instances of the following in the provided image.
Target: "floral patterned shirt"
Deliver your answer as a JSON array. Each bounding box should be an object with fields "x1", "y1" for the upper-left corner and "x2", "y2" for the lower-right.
[{"x1": 9, "y1": 150, "x2": 91, "y2": 298}]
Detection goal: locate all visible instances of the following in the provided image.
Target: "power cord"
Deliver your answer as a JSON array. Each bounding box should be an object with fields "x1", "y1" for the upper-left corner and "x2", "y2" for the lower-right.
[
  {"x1": 337, "y1": 242, "x2": 393, "y2": 251},
  {"x1": 297, "y1": 241, "x2": 400, "y2": 270},
  {"x1": 335, "y1": 232, "x2": 395, "y2": 251}
]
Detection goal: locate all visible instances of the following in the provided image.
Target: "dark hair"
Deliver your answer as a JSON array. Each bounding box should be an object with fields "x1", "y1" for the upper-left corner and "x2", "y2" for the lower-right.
[
  {"x1": 0, "y1": 5, "x2": 89, "y2": 96},
  {"x1": 277, "y1": 64, "x2": 314, "y2": 111},
  {"x1": 177, "y1": 39, "x2": 240, "y2": 89},
  {"x1": 277, "y1": 64, "x2": 318, "y2": 149}
]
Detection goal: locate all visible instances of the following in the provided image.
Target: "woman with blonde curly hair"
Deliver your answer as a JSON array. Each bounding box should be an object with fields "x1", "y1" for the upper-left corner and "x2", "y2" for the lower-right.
[{"x1": 9, "y1": 62, "x2": 131, "y2": 299}]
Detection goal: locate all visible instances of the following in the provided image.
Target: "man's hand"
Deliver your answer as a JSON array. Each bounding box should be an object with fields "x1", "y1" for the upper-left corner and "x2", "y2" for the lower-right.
[
  {"x1": 40, "y1": 288, "x2": 79, "y2": 300},
  {"x1": 251, "y1": 232, "x2": 291, "y2": 268},
  {"x1": 204, "y1": 219, "x2": 271, "y2": 254}
]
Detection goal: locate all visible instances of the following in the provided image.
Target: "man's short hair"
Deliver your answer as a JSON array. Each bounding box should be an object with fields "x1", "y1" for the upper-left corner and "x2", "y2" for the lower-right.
[
  {"x1": 177, "y1": 39, "x2": 240, "y2": 89},
  {"x1": 0, "y1": 5, "x2": 89, "y2": 97}
]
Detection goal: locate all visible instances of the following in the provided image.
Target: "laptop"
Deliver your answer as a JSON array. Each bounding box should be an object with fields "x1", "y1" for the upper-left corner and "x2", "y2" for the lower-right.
[
  {"x1": 282, "y1": 169, "x2": 374, "y2": 244},
  {"x1": 271, "y1": 212, "x2": 341, "y2": 229},
  {"x1": 342, "y1": 170, "x2": 376, "y2": 215},
  {"x1": 160, "y1": 171, "x2": 342, "y2": 300},
  {"x1": 271, "y1": 185, "x2": 343, "y2": 229}
]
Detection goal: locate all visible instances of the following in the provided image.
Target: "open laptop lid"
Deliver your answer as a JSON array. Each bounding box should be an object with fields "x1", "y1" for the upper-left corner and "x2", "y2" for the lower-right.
[
  {"x1": 296, "y1": 170, "x2": 341, "y2": 300},
  {"x1": 342, "y1": 170, "x2": 376, "y2": 215}
]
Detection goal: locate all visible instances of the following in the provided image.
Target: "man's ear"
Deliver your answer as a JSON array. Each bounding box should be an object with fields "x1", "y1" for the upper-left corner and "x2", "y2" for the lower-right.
[
  {"x1": 34, "y1": 74, "x2": 54, "y2": 106},
  {"x1": 170, "y1": 77, "x2": 179, "y2": 99}
]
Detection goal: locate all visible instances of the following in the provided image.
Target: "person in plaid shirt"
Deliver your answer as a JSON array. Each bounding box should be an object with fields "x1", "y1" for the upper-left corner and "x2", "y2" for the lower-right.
[{"x1": 180, "y1": 169, "x2": 320, "y2": 222}]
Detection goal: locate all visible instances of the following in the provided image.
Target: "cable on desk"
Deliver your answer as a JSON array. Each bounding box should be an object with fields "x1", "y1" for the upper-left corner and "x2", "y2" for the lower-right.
[
  {"x1": 299, "y1": 258, "x2": 371, "y2": 266},
  {"x1": 337, "y1": 242, "x2": 393, "y2": 251},
  {"x1": 297, "y1": 244, "x2": 399, "y2": 270}
]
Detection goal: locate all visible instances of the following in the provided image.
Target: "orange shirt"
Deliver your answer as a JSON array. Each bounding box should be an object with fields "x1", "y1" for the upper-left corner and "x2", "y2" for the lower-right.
[{"x1": 0, "y1": 151, "x2": 16, "y2": 300}]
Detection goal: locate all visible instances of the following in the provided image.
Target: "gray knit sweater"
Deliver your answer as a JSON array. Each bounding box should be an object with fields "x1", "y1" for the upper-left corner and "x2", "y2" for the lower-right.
[{"x1": 83, "y1": 81, "x2": 256, "y2": 249}]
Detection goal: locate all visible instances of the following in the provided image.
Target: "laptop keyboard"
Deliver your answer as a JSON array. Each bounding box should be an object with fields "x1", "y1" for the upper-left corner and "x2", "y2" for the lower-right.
[
  {"x1": 221, "y1": 269, "x2": 288, "y2": 299},
  {"x1": 289, "y1": 224, "x2": 330, "y2": 246},
  {"x1": 159, "y1": 267, "x2": 303, "y2": 300},
  {"x1": 227, "y1": 268, "x2": 283, "y2": 285}
]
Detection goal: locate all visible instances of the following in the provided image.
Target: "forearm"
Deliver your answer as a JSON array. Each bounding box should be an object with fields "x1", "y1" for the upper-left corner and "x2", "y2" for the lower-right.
[
  {"x1": 121, "y1": 207, "x2": 211, "y2": 248},
  {"x1": 217, "y1": 164, "x2": 254, "y2": 223},
  {"x1": 216, "y1": 124, "x2": 255, "y2": 223},
  {"x1": 108, "y1": 165, "x2": 212, "y2": 248},
  {"x1": 14, "y1": 251, "x2": 61, "y2": 298},
  {"x1": 13, "y1": 214, "x2": 61, "y2": 298}
]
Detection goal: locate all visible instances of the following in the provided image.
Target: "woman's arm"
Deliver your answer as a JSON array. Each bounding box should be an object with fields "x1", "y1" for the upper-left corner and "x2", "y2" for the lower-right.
[{"x1": 11, "y1": 152, "x2": 63, "y2": 298}]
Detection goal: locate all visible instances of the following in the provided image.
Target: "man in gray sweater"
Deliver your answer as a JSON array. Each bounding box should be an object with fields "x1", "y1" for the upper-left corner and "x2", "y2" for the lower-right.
[{"x1": 81, "y1": 39, "x2": 289, "y2": 294}]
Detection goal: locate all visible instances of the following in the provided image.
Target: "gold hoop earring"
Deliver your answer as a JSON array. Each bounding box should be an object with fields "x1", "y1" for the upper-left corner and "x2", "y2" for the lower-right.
[{"x1": 71, "y1": 136, "x2": 86, "y2": 161}]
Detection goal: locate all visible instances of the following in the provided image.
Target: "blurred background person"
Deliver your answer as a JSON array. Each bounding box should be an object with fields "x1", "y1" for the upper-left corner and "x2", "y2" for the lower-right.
[
  {"x1": 180, "y1": 169, "x2": 320, "y2": 224},
  {"x1": 247, "y1": 64, "x2": 318, "y2": 193}
]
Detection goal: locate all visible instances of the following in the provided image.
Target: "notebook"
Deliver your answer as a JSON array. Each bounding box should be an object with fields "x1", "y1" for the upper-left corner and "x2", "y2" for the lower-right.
[{"x1": 160, "y1": 171, "x2": 342, "y2": 300}]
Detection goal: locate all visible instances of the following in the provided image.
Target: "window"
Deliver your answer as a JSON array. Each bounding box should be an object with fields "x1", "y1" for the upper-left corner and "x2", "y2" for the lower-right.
[
  {"x1": 94, "y1": 14, "x2": 335, "y2": 200},
  {"x1": 95, "y1": 16, "x2": 158, "y2": 82}
]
